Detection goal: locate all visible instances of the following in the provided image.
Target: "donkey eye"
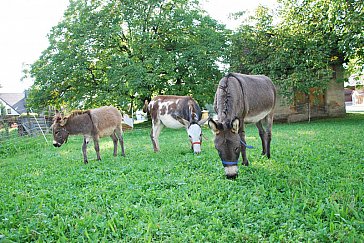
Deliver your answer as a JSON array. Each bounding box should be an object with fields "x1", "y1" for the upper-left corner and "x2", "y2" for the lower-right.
[{"x1": 235, "y1": 147, "x2": 240, "y2": 153}]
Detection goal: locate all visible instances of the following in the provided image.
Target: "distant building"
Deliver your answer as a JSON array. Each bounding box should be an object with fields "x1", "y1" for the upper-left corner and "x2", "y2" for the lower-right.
[{"x1": 0, "y1": 93, "x2": 27, "y2": 116}]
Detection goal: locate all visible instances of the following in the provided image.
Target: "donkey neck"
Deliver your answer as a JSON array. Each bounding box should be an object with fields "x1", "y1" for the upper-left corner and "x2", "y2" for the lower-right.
[
  {"x1": 187, "y1": 99, "x2": 201, "y2": 122},
  {"x1": 173, "y1": 97, "x2": 201, "y2": 123}
]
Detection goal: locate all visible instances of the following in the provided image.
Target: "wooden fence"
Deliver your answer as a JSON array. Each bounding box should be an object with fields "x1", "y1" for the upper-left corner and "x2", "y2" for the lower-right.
[{"x1": 17, "y1": 116, "x2": 52, "y2": 136}]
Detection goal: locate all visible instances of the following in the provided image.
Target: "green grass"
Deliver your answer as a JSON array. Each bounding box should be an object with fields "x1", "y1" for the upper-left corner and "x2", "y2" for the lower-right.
[{"x1": 1, "y1": 114, "x2": 363, "y2": 242}]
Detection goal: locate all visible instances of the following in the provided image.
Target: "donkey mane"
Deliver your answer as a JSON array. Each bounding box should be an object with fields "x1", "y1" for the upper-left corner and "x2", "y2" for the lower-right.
[
  {"x1": 216, "y1": 74, "x2": 239, "y2": 125},
  {"x1": 218, "y1": 78, "x2": 231, "y2": 118},
  {"x1": 66, "y1": 110, "x2": 91, "y2": 120}
]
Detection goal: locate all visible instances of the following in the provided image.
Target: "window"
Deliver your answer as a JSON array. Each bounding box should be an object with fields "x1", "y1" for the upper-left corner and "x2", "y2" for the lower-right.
[{"x1": 7, "y1": 108, "x2": 11, "y2": 115}]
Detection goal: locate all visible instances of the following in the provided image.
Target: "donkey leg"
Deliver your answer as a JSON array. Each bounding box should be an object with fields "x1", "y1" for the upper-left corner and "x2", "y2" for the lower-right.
[
  {"x1": 150, "y1": 122, "x2": 164, "y2": 152},
  {"x1": 150, "y1": 129, "x2": 158, "y2": 152},
  {"x1": 115, "y1": 125, "x2": 125, "y2": 156},
  {"x1": 82, "y1": 136, "x2": 89, "y2": 164},
  {"x1": 256, "y1": 121, "x2": 267, "y2": 156},
  {"x1": 240, "y1": 129, "x2": 249, "y2": 166},
  {"x1": 110, "y1": 133, "x2": 118, "y2": 156},
  {"x1": 93, "y1": 136, "x2": 101, "y2": 161},
  {"x1": 266, "y1": 114, "x2": 274, "y2": 159}
]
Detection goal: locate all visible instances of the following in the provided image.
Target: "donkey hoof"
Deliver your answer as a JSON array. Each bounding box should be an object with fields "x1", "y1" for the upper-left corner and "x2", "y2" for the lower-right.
[
  {"x1": 84, "y1": 160, "x2": 88, "y2": 164},
  {"x1": 242, "y1": 161, "x2": 249, "y2": 166}
]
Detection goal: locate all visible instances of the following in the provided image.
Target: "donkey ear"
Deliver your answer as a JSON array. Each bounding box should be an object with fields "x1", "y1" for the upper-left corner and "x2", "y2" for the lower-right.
[
  {"x1": 208, "y1": 119, "x2": 220, "y2": 135},
  {"x1": 198, "y1": 117, "x2": 209, "y2": 126},
  {"x1": 231, "y1": 118, "x2": 240, "y2": 134},
  {"x1": 176, "y1": 116, "x2": 190, "y2": 128},
  {"x1": 54, "y1": 110, "x2": 62, "y2": 122}
]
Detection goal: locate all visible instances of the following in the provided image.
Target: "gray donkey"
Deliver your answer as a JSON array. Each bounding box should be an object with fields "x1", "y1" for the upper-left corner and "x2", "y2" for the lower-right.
[
  {"x1": 208, "y1": 73, "x2": 276, "y2": 179},
  {"x1": 52, "y1": 106, "x2": 125, "y2": 163}
]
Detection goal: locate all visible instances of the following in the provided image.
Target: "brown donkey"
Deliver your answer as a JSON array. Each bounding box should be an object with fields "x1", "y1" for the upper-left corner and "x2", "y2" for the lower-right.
[{"x1": 52, "y1": 106, "x2": 125, "y2": 163}]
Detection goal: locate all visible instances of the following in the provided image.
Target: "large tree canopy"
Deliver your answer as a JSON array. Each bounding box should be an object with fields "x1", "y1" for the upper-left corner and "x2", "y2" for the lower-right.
[
  {"x1": 28, "y1": 0, "x2": 229, "y2": 110},
  {"x1": 229, "y1": 0, "x2": 363, "y2": 101},
  {"x1": 28, "y1": 0, "x2": 363, "y2": 110}
]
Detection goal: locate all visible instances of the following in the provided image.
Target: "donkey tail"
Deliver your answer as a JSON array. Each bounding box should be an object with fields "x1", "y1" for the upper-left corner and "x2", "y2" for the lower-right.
[{"x1": 142, "y1": 100, "x2": 149, "y2": 113}]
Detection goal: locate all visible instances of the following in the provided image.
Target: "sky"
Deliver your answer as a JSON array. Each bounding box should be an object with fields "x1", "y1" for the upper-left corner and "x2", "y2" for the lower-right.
[{"x1": 0, "y1": 0, "x2": 277, "y2": 93}]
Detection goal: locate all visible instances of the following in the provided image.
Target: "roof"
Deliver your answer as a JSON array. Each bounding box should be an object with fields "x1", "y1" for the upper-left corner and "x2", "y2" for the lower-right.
[{"x1": 0, "y1": 93, "x2": 27, "y2": 114}]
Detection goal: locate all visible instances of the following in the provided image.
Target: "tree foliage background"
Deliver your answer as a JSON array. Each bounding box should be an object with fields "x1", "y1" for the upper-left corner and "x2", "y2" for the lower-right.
[
  {"x1": 229, "y1": 0, "x2": 363, "y2": 101},
  {"x1": 28, "y1": 0, "x2": 363, "y2": 110},
  {"x1": 28, "y1": 0, "x2": 229, "y2": 110}
]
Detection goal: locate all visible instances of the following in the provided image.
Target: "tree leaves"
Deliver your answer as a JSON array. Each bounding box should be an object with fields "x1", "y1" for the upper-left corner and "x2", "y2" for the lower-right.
[
  {"x1": 228, "y1": 3, "x2": 348, "y2": 102},
  {"x1": 28, "y1": 0, "x2": 228, "y2": 111},
  {"x1": 28, "y1": 0, "x2": 363, "y2": 111}
]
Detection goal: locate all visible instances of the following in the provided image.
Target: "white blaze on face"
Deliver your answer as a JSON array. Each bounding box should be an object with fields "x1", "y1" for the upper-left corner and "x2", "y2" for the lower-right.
[
  {"x1": 224, "y1": 165, "x2": 238, "y2": 178},
  {"x1": 187, "y1": 123, "x2": 202, "y2": 153}
]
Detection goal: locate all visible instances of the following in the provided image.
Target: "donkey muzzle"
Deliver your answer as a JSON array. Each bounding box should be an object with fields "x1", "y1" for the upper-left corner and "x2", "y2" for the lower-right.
[
  {"x1": 222, "y1": 161, "x2": 238, "y2": 179},
  {"x1": 192, "y1": 141, "x2": 201, "y2": 154},
  {"x1": 53, "y1": 141, "x2": 62, "y2": 147}
]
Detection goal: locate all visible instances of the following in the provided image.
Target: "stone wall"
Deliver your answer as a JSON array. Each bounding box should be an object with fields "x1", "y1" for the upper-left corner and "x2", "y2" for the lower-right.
[
  {"x1": 326, "y1": 65, "x2": 346, "y2": 117},
  {"x1": 274, "y1": 65, "x2": 346, "y2": 122}
]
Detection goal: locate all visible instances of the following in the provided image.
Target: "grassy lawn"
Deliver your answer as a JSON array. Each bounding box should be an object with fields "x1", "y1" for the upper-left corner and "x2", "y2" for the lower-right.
[{"x1": 1, "y1": 114, "x2": 363, "y2": 242}]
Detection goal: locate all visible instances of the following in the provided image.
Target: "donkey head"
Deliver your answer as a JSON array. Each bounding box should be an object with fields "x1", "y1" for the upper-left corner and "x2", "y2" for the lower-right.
[
  {"x1": 52, "y1": 111, "x2": 69, "y2": 147},
  {"x1": 177, "y1": 116, "x2": 208, "y2": 154},
  {"x1": 208, "y1": 118, "x2": 241, "y2": 179}
]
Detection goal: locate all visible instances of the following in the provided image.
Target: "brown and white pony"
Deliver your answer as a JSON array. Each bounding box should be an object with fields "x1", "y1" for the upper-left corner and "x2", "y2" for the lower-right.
[
  {"x1": 144, "y1": 95, "x2": 208, "y2": 154},
  {"x1": 52, "y1": 106, "x2": 125, "y2": 164},
  {"x1": 208, "y1": 73, "x2": 276, "y2": 179}
]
